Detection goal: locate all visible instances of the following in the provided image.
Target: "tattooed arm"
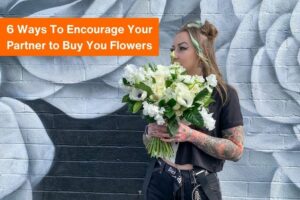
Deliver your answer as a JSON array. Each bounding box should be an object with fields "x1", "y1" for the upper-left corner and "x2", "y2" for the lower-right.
[{"x1": 174, "y1": 123, "x2": 244, "y2": 161}]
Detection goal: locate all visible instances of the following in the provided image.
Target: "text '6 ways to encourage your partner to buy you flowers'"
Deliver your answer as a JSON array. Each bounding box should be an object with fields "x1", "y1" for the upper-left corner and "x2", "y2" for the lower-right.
[{"x1": 0, "y1": 18, "x2": 159, "y2": 56}]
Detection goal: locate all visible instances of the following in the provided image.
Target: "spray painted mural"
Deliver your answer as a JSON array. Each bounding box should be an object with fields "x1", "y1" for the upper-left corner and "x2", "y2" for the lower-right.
[{"x1": 0, "y1": 0, "x2": 299, "y2": 199}]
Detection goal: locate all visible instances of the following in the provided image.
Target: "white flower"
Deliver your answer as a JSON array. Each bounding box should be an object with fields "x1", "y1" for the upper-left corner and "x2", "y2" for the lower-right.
[
  {"x1": 190, "y1": 84, "x2": 201, "y2": 94},
  {"x1": 199, "y1": 107, "x2": 216, "y2": 131},
  {"x1": 123, "y1": 64, "x2": 146, "y2": 85},
  {"x1": 169, "y1": 62, "x2": 186, "y2": 75},
  {"x1": 129, "y1": 88, "x2": 147, "y2": 101},
  {"x1": 179, "y1": 75, "x2": 195, "y2": 84},
  {"x1": 174, "y1": 83, "x2": 195, "y2": 108},
  {"x1": 154, "y1": 114, "x2": 165, "y2": 125},
  {"x1": 155, "y1": 65, "x2": 171, "y2": 78},
  {"x1": 206, "y1": 74, "x2": 217, "y2": 87},
  {"x1": 151, "y1": 74, "x2": 167, "y2": 100},
  {"x1": 118, "y1": 79, "x2": 131, "y2": 92},
  {"x1": 195, "y1": 75, "x2": 205, "y2": 83},
  {"x1": 142, "y1": 102, "x2": 165, "y2": 125}
]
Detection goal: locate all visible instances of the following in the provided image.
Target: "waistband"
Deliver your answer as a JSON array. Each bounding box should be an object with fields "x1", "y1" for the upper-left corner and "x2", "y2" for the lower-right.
[{"x1": 155, "y1": 158, "x2": 212, "y2": 176}]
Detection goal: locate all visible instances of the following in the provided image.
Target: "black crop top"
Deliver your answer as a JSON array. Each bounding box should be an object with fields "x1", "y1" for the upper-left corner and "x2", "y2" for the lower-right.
[{"x1": 175, "y1": 84, "x2": 244, "y2": 172}]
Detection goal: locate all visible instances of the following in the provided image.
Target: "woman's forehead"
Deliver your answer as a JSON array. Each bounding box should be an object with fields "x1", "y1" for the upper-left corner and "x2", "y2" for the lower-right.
[{"x1": 172, "y1": 31, "x2": 191, "y2": 45}]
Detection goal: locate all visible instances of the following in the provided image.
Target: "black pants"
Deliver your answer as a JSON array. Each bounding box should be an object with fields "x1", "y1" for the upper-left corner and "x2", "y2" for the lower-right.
[{"x1": 145, "y1": 160, "x2": 222, "y2": 200}]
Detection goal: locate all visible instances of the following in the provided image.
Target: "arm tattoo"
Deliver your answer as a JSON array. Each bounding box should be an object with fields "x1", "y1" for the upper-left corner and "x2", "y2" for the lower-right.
[{"x1": 189, "y1": 126, "x2": 244, "y2": 161}]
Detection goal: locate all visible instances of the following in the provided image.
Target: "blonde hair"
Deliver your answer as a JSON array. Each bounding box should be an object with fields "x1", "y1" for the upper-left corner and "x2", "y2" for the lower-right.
[{"x1": 178, "y1": 20, "x2": 228, "y2": 105}]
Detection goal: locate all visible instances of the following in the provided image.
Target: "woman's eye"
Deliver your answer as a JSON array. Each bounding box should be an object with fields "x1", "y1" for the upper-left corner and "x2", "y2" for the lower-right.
[{"x1": 179, "y1": 46, "x2": 187, "y2": 51}]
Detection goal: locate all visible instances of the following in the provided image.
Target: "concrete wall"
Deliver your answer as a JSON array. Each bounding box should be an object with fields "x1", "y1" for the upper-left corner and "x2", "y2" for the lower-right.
[{"x1": 0, "y1": 0, "x2": 299, "y2": 199}]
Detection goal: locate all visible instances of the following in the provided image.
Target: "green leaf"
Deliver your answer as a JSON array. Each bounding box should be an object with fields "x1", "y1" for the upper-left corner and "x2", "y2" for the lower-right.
[
  {"x1": 152, "y1": 77, "x2": 156, "y2": 83},
  {"x1": 122, "y1": 94, "x2": 130, "y2": 103},
  {"x1": 127, "y1": 102, "x2": 135, "y2": 113},
  {"x1": 144, "y1": 63, "x2": 157, "y2": 72},
  {"x1": 122, "y1": 78, "x2": 131, "y2": 86},
  {"x1": 165, "y1": 79, "x2": 172, "y2": 87},
  {"x1": 171, "y1": 73, "x2": 177, "y2": 80},
  {"x1": 159, "y1": 99, "x2": 166, "y2": 107},
  {"x1": 183, "y1": 108, "x2": 204, "y2": 128},
  {"x1": 204, "y1": 98, "x2": 215, "y2": 107},
  {"x1": 194, "y1": 88, "x2": 209, "y2": 103},
  {"x1": 167, "y1": 117, "x2": 179, "y2": 136},
  {"x1": 134, "y1": 82, "x2": 153, "y2": 96},
  {"x1": 167, "y1": 98, "x2": 177, "y2": 108},
  {"x1": 164, "y1": 107, "x2": 175, "y2": 119},
  {"x1": 144, "y1": 115, "x2": 156, "y2": 123},
  {"x1": 149, "y1": 63, "x2": 157, "y2": 71},
  {"x1": 132, "y1": 101, "x2": 142, "y2": 113}
]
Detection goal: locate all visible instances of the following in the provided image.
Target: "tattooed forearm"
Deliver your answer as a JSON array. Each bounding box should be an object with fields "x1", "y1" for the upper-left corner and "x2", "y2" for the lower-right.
[{"x1": 188, "y1": 126, "x2": 244, "y2": 161}]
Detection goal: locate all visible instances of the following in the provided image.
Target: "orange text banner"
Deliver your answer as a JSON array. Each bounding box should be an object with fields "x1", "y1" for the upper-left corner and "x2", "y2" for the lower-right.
[{"x1": 0, "y1": 18, "x2": 159, "y2": 56}]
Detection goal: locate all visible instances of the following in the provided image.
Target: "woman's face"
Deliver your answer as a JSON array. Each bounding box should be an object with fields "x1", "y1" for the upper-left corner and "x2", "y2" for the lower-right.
[{"x1": 171, "y1": 31, "x2": 200, "y2": 74}]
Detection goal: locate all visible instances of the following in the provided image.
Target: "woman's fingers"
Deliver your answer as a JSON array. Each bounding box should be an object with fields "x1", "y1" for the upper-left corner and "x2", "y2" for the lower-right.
[{"x1": 160, "y1": 138, "x2": 174, "y2": 143}]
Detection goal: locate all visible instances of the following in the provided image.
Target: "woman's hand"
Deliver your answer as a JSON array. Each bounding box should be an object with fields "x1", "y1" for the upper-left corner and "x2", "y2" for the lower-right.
[
  {"x1": 172, "y1": 122, "x2": 194, "y2": 142},
  {"x1": 147, "y1": 123, "x2": 171, "y2": 140},
  {"x1": 155, "y1": 122, "x2": 195, "y2": 143}
]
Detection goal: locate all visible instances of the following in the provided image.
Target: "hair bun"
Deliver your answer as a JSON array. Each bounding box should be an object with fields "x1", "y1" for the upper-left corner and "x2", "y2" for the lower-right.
[{"x1": 200, "y1": 20, "x2": 218, "y2": 40}]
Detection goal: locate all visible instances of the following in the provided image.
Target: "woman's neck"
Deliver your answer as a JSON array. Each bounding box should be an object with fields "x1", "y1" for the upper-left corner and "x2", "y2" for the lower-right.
[{"x1": 188, "y1": 67, "x2": 203, "y2": 76}]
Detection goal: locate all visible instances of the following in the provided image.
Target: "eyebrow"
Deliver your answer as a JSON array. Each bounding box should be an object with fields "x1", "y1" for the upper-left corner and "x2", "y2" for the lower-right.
[
  {"x1": 171, "y1": 42, "x2": 189, "y2": 48},
  {"x1": 178, "y1": 42, "x2": 189, "y2": 46}
]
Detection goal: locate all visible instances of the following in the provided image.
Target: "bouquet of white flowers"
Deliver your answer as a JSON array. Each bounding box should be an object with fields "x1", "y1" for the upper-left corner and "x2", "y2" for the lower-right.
[{"x1": 120, "y1": 62, "x2": 217, "y2": 158}]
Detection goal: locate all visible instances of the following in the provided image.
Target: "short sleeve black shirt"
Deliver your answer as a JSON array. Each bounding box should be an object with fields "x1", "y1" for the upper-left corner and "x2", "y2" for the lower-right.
[{"x1": 175, "y1": 84, "x2": 244, "y2": 172}]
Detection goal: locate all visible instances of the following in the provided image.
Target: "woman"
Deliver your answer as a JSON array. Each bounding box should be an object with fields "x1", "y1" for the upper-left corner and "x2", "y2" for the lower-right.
[{"x1": 142, "y1": 20, "x2": 244, "y2": 200}]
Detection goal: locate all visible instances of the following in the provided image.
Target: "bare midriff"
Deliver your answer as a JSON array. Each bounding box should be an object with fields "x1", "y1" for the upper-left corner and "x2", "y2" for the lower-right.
[{"x1": 162, "y1": 158, "x2": 193, "y2": 170}]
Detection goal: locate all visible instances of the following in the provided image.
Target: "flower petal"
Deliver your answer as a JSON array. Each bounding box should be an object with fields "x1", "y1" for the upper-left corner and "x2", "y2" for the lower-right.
[
  {"x1": 0, "y1": 97, "x2": 55, "y2": 187},
  {"x1": 0, "y1": 0, "x2": 20, "y2": 14},
  {"x1": 258, "y1": 0, "x2": 298, "y2": 43},
  {"x1": 0, "y1": 58, "x2": 63, "y2": 100},
  {"x1": 291, "y1": 0, "x2": 300, "y2": 43},
  {"x1": 149, "y1": 0, "x2": 167, "y2": 15},
  {"x1": 265, "y1": 14, "x2": 292, "y2": 65},
  {"x1": 44, "y1": 81, "x2": 123, "y2": 118},
  {"x1": 0, "y1": 101, "x2": 28, "y2": 199},
  {"x1": 270, "y1": 168, "x2": 300, "y2": 198},
  {"x1": 272, "y1": 153, "x2": 300, "y2": 190},
  {"x1": 231, "y1": 0, "x2": 261, "y2": 20},
  {"x1": 274, "y1": 37, "x2": 300, "y2": 93},
  {"x1": 155, "y1": 0, "x2": 198, "y2": 21},
  {"x1": 293, "y1": 124, "x2": 300, "y2": 142},
  {"x1": 18, "y1": 56, "x2": 121, "y2": 84},
  {"x1": 226, "y1": 5, "x2": 261, "y2": 114},
  {"x1": 2, "y1": 179, "x2": 32, "y2": 200},
  {"x1": 102, "y1": 51, "x2": 171, "y2": 88},
  {"x1": 201, "y1": 0, "x2": 240, "y2": 48},
  {"x1": 252, "y1": 47, "x2": 300, "y2": 123},
  {"x1": 7, "y1": 0, "x2": 79, "y2": 16}
]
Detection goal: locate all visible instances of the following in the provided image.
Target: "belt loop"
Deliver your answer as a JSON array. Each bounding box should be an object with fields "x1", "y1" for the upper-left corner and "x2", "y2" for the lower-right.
[{"x1": 157, "y1": 158, "x2": 165, "y2": 173}]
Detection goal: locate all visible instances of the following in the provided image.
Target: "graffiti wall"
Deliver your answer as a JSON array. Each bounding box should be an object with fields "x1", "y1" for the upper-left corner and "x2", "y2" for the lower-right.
[{"x1": 0, "y1": 0, "x2": 299, "y2": 199}]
